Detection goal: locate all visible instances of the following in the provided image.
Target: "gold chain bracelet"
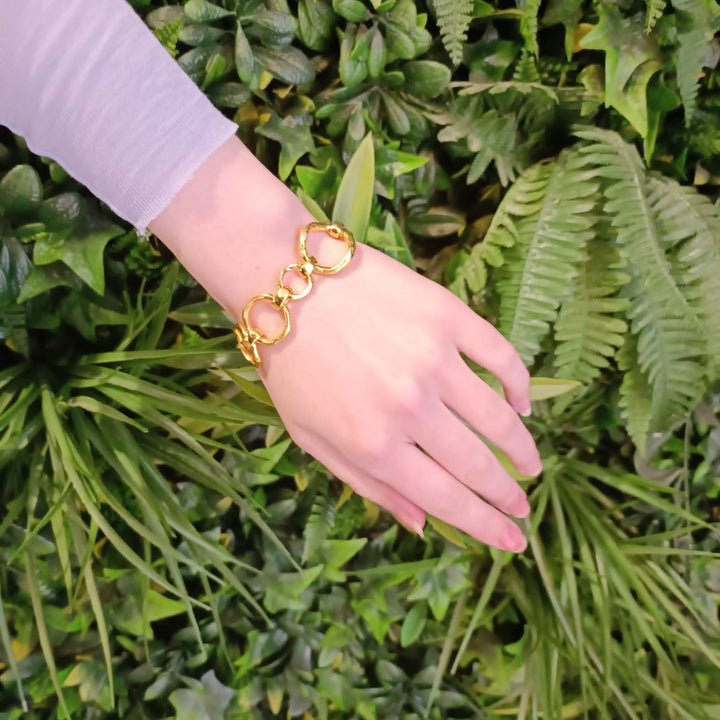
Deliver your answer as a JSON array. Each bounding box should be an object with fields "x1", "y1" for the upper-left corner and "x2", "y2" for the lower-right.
[{"x1": 234, "y1": 221, "x2": 355, "y2": 367}]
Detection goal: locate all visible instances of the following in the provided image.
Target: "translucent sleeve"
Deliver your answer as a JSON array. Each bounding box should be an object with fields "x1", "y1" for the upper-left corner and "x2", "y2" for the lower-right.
[{"x1": 0, "y1": 0, "x2": 238, "y2": 232}]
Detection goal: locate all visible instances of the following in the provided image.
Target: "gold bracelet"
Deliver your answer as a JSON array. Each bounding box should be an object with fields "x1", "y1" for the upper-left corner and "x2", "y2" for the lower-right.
[{"x1": 234, "y1": 221, "x2": 356, "y2": 367}]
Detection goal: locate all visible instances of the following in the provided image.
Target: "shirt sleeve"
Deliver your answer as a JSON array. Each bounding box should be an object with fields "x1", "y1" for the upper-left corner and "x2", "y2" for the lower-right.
[{"x1": 0, "y1": 0, "x2": 238, "y2": 232}]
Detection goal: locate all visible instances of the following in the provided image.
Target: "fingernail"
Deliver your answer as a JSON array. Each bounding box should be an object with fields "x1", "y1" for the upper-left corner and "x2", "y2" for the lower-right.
[
  {"x1": 503, "y1": 525, "x2": 527, "y2": 553},
  {"x1": 513, "y1": 495, "x2": 531, "y2": 518},
  {"x1": 528, "y1": 459, "x2": 543, "y2": 476},
  {"x1": 519, "y1": 405, "x2": 532, "y2": 417},
  {"x1": 412, "y1": 522, "x2": 425, "y2": 539}
]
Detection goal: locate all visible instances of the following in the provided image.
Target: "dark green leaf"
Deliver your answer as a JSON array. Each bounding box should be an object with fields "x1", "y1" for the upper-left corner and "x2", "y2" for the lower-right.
[
  {"x1": 0, "y1": 237, "x2": 32, "y2": 305},
  {"x1": 254, "y1": 45, "x2": 314, "y2": 85},
  {"x1": 0, "y1": 165, "x2": 43, "y2": 216}
]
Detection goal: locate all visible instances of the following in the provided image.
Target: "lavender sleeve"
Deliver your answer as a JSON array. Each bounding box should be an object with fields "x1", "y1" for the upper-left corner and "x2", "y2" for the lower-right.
[{"x1": 0, "y1": 0, "x2": 238, "y2": 232}]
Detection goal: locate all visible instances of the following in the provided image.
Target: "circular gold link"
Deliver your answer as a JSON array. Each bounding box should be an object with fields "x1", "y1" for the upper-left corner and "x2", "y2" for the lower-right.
[
  {"x1": 278, "y1": 263, "x2": 314, "y2": 301},
  {"x1": 298, "y1": 221, "x2": 356, "y2": 275},
  {"x1": 242, "y1": 294, "x2": 291, "y2": 346}
]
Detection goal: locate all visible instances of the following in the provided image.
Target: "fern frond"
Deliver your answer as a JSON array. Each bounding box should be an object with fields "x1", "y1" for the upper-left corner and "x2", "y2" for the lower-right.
[
  {"x1": 153, "y1": 16, "x2": 183, "y2": 58},
  {"x1": 618, "y1": 337, "x2": 655, "y2": 451},
  {"x1": 448, "y1": 221, "x2": 516, "y2": 302},
  {"x1": 434, "y1": 0, "x2": 473, "y2": 66},
  {"x1": 517, "y1": 0, "x2": 542, "y2": 56},
  {"x1": 670, "y1": 0, "x2": 720, "y2": 123},
  {"x1": 554, "y1": 240, "x2": 629, "y2": 385},
  {"x1": 490, "y1": 149, "x2": 599, "y2": 364},
  {"x1": 646, "y1": 174, "x2": 720, "y2": 360},
  {"x1": 575, "y1": 126, "x2": 709, "y2": 426},
  {"x1": 645, "y1": 0, "x2": 665, "y2": 31},
  {"x1": 302, "y1": 483, "x2": 334, "y2": 565},
  {"x1": 513, "y1": 48, "x2": 541, "y2": 83}
]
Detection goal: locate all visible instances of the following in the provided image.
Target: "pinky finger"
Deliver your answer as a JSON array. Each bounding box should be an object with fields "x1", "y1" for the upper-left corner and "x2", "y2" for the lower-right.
[{"x1": 316, "y1": 445, "x2": 426, "y2": 536}]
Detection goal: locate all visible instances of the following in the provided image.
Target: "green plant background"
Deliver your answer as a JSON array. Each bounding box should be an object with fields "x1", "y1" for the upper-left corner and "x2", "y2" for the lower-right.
[{"x1": 1, "y1": 0, "x2": 719, "y2": 718}]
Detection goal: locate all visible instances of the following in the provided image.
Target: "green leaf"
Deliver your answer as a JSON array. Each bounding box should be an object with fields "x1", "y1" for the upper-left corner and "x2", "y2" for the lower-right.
[
  {"x1": 110, "y1": 589, "x2": 186, "y2": 636},
  {"x1": 401, "y1": 60, "x2": 451, "y2": 99},
  {"x1": 367, "y1": 27, "x2": 387, "y2": 78},
  {"x1": 366, "y1": 213, "x2": 414, "y2": 268},
  {"x1": 298, "y1": 0, "x2": 335, "y2": 50},
  {"x1": 248, "y1": 9, "x2": 295, "y2": 46},
  {"x1": 332, "y1": 0, "x2": 368, "y2": 22},
  {"x1": 406, "y1": 209, "x2": 464, "y2": 238},
  {"x1": 33, "y1": 217, "x2": 123, "y2": 295},
  {"x1": 400, "y1": 601, "x2": 428, "y2": 647},
  {"x1": 529, "y1": 377, "x2": 583, "y2": 401},
  {"x1": 0, "y1": 165, "x2": 43, "y2": 216},
  {"x1": 333, "y1": 133, "x2": 374, "y2": 243},
  {"x1": 0, "y1": 237, "x2": 31, "y2": 305},
  {"x1": 256, "y1": 110, "x2": 315, "y2": 180},
  {"x1": 16, "y1": 262, "x2": 77, "y2": 302},
  {"x1": 234, "y1": 22, "x2": 255, "y2": 85},
  {"x1": 37, "y1": 193, "x2": 83, "y2": 230},
  {"x1": 207, "y1": 81, "x2": 252, "y2": 108},
  {"x1": 184, "y1": 0, "x2": 233, "y2": 22},
  {"x1": 169, "y1": 671, "x2": 235, "y2": 720},
  {"x1": 580, "y1": 5, "x2": 662, "y2": 137},
  {"x1": 254, "y1": 45, "x2": 314, "y2": 85}
]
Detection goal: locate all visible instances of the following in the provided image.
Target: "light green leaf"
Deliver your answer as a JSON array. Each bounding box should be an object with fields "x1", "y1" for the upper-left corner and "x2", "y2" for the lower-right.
[
  {"x1": 529, "y1": 377, "x2": 583, "y2": 401},
  {"x1": 170, "y1": 671, "x2": 235, "y2": 720},
  {"x1": 400, "y1": 601, "x2": 428, "y2": 646},
  {"x1": 184, "y1": 0, "x2": 233, "y2": 22},
  {"x1": 332, "y1": 133, "x2": 374, "y2": 242}
]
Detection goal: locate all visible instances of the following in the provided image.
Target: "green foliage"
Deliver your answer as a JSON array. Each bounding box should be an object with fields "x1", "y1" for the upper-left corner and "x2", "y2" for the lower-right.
[
  {"x1": 580, "y1": 4, "x2": 663, "y2": 139},
  {"x1": 671, "y1": 0, "x2": 720, "y2": 123},
  {"x1": 1, "y1": 0, "x2": 720, "y2": 717}
]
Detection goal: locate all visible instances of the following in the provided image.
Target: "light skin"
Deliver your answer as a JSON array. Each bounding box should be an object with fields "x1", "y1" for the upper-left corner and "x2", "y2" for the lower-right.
[{"x1": 150, "y1": 136, "x2": 541, "y2": 552}]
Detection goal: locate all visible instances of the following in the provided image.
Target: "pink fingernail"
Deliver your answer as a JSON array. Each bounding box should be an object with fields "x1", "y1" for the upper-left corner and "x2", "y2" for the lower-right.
[
  {"x1": 412, "y1": 522, "x2": 425, "y2": 539},
  {"x1": 513, "y1": 495, "x2": 531, "y2": 518},
  {"x1": 519, "y1": 405, "x2": 532, "y2": 417},
  {"x1": 503, "y1": 526, "x2": 527, "y2": 553}
]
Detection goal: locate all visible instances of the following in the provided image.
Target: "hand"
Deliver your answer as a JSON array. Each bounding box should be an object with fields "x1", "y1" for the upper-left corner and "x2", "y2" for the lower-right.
[
  {"x1": 150, "y1": 137, "x2": 541, "y2": 552},
  {"x1": 259, "y1": 240, "x2": 541, "y2": 552}
]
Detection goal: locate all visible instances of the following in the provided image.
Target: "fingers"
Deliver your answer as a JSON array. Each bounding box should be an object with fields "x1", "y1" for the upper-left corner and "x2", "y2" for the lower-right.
[
  {"x1": 450, "y1": 299, "x2": 531, "y2": 415},
  {"x1": 411, "y1": 398, "x2": 531, "y2": 518},
  {"x1": 385, "y1": 445, "x2": 527, "y2": 552},
  {"x1": 442, "y1": 357, "x2": 542, "y2": 477},
  {"x1": 309, "y1": 439, "x2": 427, "y2": 535}
]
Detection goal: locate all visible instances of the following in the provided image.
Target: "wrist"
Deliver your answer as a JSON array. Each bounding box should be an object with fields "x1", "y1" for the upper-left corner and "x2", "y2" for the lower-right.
[{"x1": 148, "y1": 136, "x2": 312, "y2": 319}]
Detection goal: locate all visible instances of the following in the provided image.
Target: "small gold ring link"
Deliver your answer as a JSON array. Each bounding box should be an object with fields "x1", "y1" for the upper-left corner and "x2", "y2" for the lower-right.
[
  {"x1": 234, "y1": 221, "x2": 355, "y2": 367},
  {"x1": 278, "y1": 263, "x2": 314, "y2": 300}
]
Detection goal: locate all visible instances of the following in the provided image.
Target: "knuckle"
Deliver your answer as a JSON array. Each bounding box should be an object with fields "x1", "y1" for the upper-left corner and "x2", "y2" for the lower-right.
[
  {"x1": 353, "y1": 429, "x2": 392, "y2": 467},
  {"x1": 393, "y1": 378, "x2": 426, "y2": 415}
]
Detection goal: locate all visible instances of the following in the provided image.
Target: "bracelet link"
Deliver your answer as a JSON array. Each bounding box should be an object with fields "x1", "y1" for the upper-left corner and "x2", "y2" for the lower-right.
[{"x1": 234, "y1": 221, "x2": 355, "y2": 368}]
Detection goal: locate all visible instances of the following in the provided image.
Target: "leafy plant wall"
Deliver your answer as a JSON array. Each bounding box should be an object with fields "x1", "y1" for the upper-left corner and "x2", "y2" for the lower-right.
[{"x1": 1, "y1": 0, "x2": 719, "y2": 718}]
